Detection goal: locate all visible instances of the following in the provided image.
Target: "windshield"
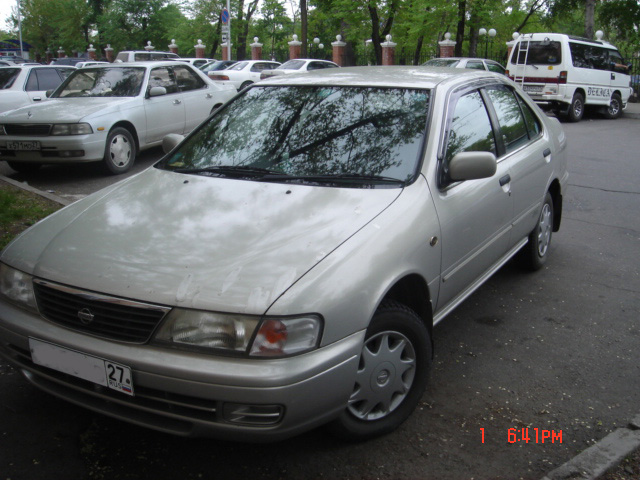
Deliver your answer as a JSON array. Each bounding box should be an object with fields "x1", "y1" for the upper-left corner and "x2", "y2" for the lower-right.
[
  {"x1": 53, "y1": 67, "x2": 145, "y2": 97},
  {"x1": 279, "y1": 60, "x2": 305, "y2": 70},
  {"x1": 158, "y1": 85, "x2": 430, "y2": 187},
  {"x1": 511, "y1": 40, "x2": 562, "y2": 65},
  {"x1": 0, "y1": 68, "x2": 20, "y2": 89},
  {"x1": 424, "y1": 59, "x2": 460, "y2": 67}
]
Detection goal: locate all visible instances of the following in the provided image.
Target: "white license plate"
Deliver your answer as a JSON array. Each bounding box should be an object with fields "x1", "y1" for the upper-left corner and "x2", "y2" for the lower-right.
[
  {"x1": 523, "y1": 85, "x2": 543, "y2": 94},
  {"x1": 6, "y1": 140, "x2": 41, "y2": 151},
  {"x1": 29, "y1": 338, "x2": 134, "y2": 396}
]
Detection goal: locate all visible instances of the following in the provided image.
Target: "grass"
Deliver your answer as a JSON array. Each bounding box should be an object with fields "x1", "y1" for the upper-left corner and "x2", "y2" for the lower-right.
[{"x1": 0, "y1": 180, "x2": 62, "y2": 251}]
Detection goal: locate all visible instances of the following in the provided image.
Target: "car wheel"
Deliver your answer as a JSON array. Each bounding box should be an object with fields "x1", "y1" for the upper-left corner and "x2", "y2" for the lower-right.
[
  {"x1": 567, "y1": 92, "x2": 584, "y2": 122},
  {"x1": 239, "y1": 81, "x2": 253, "y2": 91},
  {"x1": 519, "y1": 192, "x2": 554, "y2": 271},
  {"x1": 103, "y1": 127, "x2": 135, "y2": 175},
  {"x1": 7, "y1": 161, "x2": 41, "y2": 174},
  {"x1": 604, "y1": 93, "x2": 623, "y2": 119},
  {"x1": 328, "y1": 301, "x2": 432, "y2": 440}
]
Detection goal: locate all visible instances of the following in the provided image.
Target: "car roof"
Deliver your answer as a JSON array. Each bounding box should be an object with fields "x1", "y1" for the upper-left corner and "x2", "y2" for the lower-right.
[
  {"x1": 84, "y1": 61, "x2": 193, "y2": 68},
  {"x1": 258, "y1": 66, "x2": 498, "y2": 89}
]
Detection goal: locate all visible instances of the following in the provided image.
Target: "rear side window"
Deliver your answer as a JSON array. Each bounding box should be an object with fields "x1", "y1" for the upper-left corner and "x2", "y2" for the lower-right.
[
  {"x1": 516, "y1": 95, "x2": 542, "y2": 139},
  {"x1": 486, "y1": 63, "x2": 505, "y2": 75},
  {"x1": 465, "y1": 61, "x2": 485, "y2": 70},
  {"x1": 0, "y1": 68, "x2": 21, "y2": 89},
  {"x1": 445, "y1": 90, "x2": 496, "y2": 163},
  {"x1": 485, "y1": 86, "x2": 529, "y2": 154}
]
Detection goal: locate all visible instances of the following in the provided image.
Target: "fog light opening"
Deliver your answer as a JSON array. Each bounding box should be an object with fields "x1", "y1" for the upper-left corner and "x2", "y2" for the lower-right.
[
  {"x1": 222, "y1": 403, "x2": 284, "y2": 426},
  {"x1": 59, "y1": 150, "x2": 85, "y2": 158}
]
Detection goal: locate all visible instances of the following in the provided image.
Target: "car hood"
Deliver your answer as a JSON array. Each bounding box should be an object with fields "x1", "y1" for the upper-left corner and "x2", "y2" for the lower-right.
[
  {"x1": 2, "y1": 168, "x2": 401, "y2": 314},
  {"x1": 0, "y1": 97, "x2": 136, "y2": 123}
]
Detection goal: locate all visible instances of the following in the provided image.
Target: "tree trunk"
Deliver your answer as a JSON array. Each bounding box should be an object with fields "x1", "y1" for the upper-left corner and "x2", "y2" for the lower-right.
[
  {"x1": 585, "y1": 0, "x2": 596, "y2": 39},
  {"x1": 301, "y1": 0, "x2": 308, "y2": 57},
  {"x1": 413, "y1": 35, "x2": 424, "y2": 65},
  {"x1": 455, "y1": 0, "x2": 466, "y2": 57}
]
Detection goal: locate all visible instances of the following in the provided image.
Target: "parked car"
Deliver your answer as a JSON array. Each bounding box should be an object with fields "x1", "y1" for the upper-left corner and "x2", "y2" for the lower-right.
[
  {"x1": 0, "y1": 60, "x2": 16, "y2": 66},
  {"x1": 0, "y1": 67, "x2": 568, "y2": 441},
  {"x1": 0, "y1": 55, "x2": 27, "y2": 64},
  {"x1": 50, "y1": 57, "x2": 87, "y2": 66},
  {"x1": 175, "y1": 58, "x2": 214, "y2": 68},
  {"x1": 208, "y1": 60, "x2": 281, "y2": 90},
  {"x1": 0, "y1": 61, "x2": 236, "y2": 174},
  {"x1": 115, "y1": 50, "x2": 180, "y2": 62},
  {"x1": 75, "y1": 61, "x2": 109, "y2": 69},
  {"x1": 423, "y1": 57, "x2": 506, "y2": 75},
  {"x1": 260, "y1": 58, "x2": 339, "y2": 79},
  {"x1": 200, "y1": 59, "x2": 237, "y2": 76},
  {"x1": 0, "y1": 65, "x2": 76, "y2": 114}
]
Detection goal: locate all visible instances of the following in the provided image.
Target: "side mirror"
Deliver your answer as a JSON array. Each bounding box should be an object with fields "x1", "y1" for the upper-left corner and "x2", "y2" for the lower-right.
[
  {"x1": 148, "y1": 86, "x2": 167, "y2": 97},
  {"x1": 162, "y1": 133, "x2": 184, "y2": 154},
  {"x1": 45, "y1": 90, "x2": 53, "y2": 98},
  {"x1": 449, "y1": 151, "x2": 497, "y2": 181}
]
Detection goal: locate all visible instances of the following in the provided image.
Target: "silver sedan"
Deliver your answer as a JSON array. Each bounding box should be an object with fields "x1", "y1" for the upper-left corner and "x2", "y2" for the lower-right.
[{"x1": 0, "y1": 67, "x2": 567, "y2": 441}]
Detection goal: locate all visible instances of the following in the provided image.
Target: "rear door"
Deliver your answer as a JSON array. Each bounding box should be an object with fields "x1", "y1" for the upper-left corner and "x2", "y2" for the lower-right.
[
  {"x1": 24, "y1": 68, "x2": 66, "y2": 104},
  {"x1": 144, "y1": 66, "x2": 186, "y2": 144},
  {"x1": 173, "y1": 65, "x2": 215, "y2": 133}
]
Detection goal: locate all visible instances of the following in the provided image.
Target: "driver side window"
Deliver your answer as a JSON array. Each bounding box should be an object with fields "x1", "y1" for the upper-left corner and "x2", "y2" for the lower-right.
[{"x1": 445, "y1": 90, "x2": 496, "y2": 163}]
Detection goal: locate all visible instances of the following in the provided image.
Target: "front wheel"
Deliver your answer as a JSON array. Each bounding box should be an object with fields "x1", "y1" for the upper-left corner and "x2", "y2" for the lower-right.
[
  {"x1": 328, "y1": 301, "x2": 432, "y2": 440},
  {"x1": 239, "y1": 81, "x2": 253, "y2": 91},
  {"x1": 604, "y1": 93, "x2": 623, "y2": 119},
  {"x1": 103, "y1": 127, "x2": 135, "y2": 175},
  {"x1": 519, "y1": 192, "x2": 554, "y2": 271}
]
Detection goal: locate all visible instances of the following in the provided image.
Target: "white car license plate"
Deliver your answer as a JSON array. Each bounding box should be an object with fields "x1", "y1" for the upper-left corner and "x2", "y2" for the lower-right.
[
  {"x1": 29, "y1": 338, "x2": 134, "y2": 396},
  {"x1": 523, "y1": 85, "x2": 543, "y2": 94},
  {"x1": 6, "y1": 140, "x2": 41, "y2": 151}
]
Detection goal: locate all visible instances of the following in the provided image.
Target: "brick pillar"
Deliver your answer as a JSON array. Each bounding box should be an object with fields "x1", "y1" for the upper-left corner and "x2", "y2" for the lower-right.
[
  {"x1": 250, "y1": 37, "x2": 263, "y2": 60},
  {"x1": 221, "y1": 42, "x2": 233, "y2": 61},
  {"x1": 381, "y1": 35, "x2": 396, "y2": 66},
  {"x1": 144, "y1": 41, "x2": 154, "y2": 52},
  {"x1": 288, "y1": 34, "x2": 302, "y2": 60},
  {"x1": 45, "y1": 49, "x2": 53, "y2": 64},
  {"x1": 194, "y1": 39, "x2": 206, "y2": 58},
  {"x1": 87, "y1": 44, "x2": 97, "y2": 60},
  {"x1": 332, "y1": 35, "x2": 346, "y2": 66},
  {"x1": 438, "y1": 33, "x2": 456, "y2": 58},
  {"x1": 57, "y1": 46, "x2": 65, "y2": 58},
  {"x1": 104, "y1": 44, "x2": 114, "y2": 62},
  {"x1": 168, "y1": 39, "x2": 178, "y2": 55}
]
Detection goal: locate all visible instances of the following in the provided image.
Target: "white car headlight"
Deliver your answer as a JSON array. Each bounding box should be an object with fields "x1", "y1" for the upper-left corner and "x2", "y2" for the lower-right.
[
  {"x1": 0, "y1": 263, "x2": 38, "y2": 313},
  {"x1": 153, "y1": 309, "x2": 322, "y2": 357},
  {"x1": 50, "y1": 123, "x2": 93, "y2": 135}
]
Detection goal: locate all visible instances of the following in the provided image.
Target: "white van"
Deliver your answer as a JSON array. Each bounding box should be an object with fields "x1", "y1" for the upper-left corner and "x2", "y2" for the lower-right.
[{"x1": 506, "y1": 33, "x2": 632, "y2": 121}]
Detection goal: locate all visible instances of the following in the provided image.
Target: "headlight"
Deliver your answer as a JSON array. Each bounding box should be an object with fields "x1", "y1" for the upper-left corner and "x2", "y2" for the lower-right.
[
  {"x1": 50, "y1": 123, "x2": 93, "y2": 135},
  {"x1": 0, "y1": 263, "x2": 38, "y2": 313},
  {"x1": 153, "y1": 309, "x2": 322, "y2": 357}
]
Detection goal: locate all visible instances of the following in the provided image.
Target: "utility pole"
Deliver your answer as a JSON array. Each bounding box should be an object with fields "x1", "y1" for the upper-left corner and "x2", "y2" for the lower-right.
[{"x1": 17, "y1": 0, "x2": 24, "y2": 58}]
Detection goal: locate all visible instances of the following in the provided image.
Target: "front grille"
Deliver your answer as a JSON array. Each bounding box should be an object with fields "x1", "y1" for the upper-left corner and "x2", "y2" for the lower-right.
[
  {"x1": 33, "y1": 280, "x2": 171, "y2": 343},
  {"x1": 4, "y1": 124, "x2": 52, "y2": 136}
]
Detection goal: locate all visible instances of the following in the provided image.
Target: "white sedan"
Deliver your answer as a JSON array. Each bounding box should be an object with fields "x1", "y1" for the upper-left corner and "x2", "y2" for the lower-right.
[
  {"x1": 208, "y1": 60, "x2": 280, "y2": 91},
  {"x1": 260, "y1": 59, "x2": 339, "y2": 80},
  {"x1": 0, "y1": 65, "x2": 76, "y2": 114},
  {"x1": 0, "y1": 62, "x2": 236, "y2": 174}
]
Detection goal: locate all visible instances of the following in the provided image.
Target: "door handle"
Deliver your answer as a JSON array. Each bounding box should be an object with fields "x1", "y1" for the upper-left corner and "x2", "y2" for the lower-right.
[
  {"x1": 499, "y1": 174, "x2": 511, "y2": 187},
  {"x1": 543, "y1": 148, "x2": 551, "y2": 157},
  {"x1": 33, "y1": 96, "x2": 42, "y2": 101},
  {"x1": 173, "y1": 99, "x2": 182, "y2": 105},
  {"x1": 205, "y1": 93, "x2": 212, "y2": 99}
]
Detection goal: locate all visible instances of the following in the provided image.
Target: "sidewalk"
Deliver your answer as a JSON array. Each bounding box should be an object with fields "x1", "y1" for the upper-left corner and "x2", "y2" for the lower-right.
[{"x1": 624, "y1": 101, "x2": 640, "y2": 119}]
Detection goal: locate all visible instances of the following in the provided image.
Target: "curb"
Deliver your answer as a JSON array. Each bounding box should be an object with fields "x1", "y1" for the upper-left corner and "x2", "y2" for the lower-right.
[
  {"x1": 0, "y1": 174, "x2": 71, "y2": 206},
  {"x1": 542, "y1": 414, "x2": 640, "y2": 480}
]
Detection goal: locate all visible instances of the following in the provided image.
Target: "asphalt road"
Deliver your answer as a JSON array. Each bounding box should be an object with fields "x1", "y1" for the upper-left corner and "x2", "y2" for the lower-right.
[{"x1": 0, "y1": 110, "x2": 639, "y2": 480}]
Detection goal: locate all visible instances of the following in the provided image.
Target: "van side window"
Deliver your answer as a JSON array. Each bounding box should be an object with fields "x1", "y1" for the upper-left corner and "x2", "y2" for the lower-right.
[
  {"x1": 485, "y1": 86, "x2": 529, "y2": 154},
  {"x1": 445, "y1": 90, "x2": 496, "y2": 164}
]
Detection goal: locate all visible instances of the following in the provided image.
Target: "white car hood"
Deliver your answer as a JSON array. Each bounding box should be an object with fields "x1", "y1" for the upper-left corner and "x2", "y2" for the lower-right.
[
  {"x1": 0, "y1": 97, "x2": 136, "y2": 123},
  {"x1": 3, "y1": 168, "x2": 401, "y2": 314}
]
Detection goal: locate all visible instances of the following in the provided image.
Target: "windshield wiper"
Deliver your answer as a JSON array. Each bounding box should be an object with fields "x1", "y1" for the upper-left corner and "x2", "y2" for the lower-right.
[
  {"x1": 260, "y1": 173, "x2": 406, "y2": 185},
  {"x1": 173, "y1": 165, "x2": 282, "y2": 177}
]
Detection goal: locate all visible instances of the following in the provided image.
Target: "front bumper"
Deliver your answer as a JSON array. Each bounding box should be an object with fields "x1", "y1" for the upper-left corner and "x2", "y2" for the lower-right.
[
  {"x1": 0, "y1": 299, "x2": 363, "y2": 440},
  {"x1": 0, "y1": 133, "x2": 107, "y2": 164}
]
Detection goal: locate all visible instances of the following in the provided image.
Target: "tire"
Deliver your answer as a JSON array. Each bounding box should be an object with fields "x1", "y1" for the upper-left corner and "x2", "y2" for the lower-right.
[
  {"x1": 604, "y1": 93, "x2": 623, "y2": 119},
  {"x1": 6, "y1": 161, "x2": 42, "y2": 174},
  {"x1": 328, "y1": 301, "x2": 432, "y2": 440},
  {"x1": 239, "y1": 81, "x2": 253, "y2": 91},
  {"x1": 567, "y1": 92, "x2": 584, "y2": 122},
  {"x1": 103, "y1": 127, "x2": 135, "y2": 175},
  {"x1": 519, "y1": 192, "x2": 554, "y2": 271}
]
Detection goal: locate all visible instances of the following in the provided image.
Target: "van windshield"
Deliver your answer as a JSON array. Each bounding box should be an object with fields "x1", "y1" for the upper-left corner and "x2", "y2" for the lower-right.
[{"x1": 511, "y1": 40, "x2": 561, "y2": 65}]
